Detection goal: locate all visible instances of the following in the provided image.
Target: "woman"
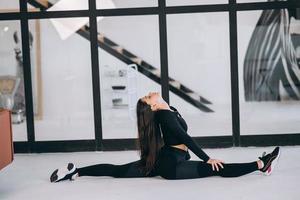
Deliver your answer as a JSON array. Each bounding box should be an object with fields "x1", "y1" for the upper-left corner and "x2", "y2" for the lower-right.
[{"x1": 50, "y1": 92, "x2": 281, "y2": 182}]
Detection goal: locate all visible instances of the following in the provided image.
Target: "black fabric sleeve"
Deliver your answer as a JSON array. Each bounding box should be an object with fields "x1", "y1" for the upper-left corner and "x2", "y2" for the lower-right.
[{"x1": 157, "y1": 112, "x2": 210, "y2": 162}]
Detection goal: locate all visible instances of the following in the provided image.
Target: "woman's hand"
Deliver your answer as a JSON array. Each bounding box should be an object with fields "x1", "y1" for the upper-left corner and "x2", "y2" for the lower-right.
[{"x1": 206, "y1": 158, "x2": 225, "y2": 171}]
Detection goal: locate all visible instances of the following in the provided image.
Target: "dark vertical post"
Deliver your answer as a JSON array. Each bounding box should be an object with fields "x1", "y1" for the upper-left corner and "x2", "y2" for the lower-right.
[
  {"x1": 158, "y1": 0, "x2": 170, "y2": 103},
  {"x1": 229, "y1": 0, "x2": 240, "y2": 147},
  {"x1": 88, "y1": 0, "x2": 103, "y2": 150},
  {"x1": 20, "y1": 0, "x2": 35, "y2": 152}
]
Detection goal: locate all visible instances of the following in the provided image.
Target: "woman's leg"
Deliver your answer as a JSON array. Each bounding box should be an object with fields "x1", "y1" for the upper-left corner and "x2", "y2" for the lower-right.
[
  {"x1": 77, "y1": 159, "x2": 157, "y2": 178},
  {"x1": 165, "y1": 160, "x2": 259, "y2": 180},
  {"x1": 212, "y1": 161, "x2": 259, "y2": 177}
]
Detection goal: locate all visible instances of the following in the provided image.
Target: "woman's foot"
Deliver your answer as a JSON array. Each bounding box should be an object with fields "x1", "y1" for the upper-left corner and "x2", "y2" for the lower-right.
[
  {"x1": 258, "y1": 146, "x2": 281, "y2": 175},
  {"x1": 50, "y1": 163, "x2": 79, "y2": 183}
]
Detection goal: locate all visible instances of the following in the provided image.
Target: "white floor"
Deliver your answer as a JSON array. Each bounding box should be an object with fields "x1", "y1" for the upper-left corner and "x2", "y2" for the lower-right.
[{"x1": 0, "y1": 145, "x2": 299, "y2": 200}]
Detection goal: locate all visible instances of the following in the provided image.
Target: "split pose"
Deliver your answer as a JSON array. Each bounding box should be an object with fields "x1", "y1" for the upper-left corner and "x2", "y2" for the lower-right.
[{"x1": 50, "y1": 92, "x2": 281, "y2": 182}]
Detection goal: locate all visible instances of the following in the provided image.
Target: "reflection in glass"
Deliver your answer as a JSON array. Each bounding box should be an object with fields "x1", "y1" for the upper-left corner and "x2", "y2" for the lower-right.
[
  {"x1": 166, "y1": 0, "x2": 227, "y2": 6},
  {"x1": 0, "y1": 21, "x2": 27, "y2": 141},
  {"x1": 96, "y1": 0, "x2": 157, "y2": 9},
  {"x1": 243, "y1": 8, "x2": 300, "y2": 101},
  {"x1": 97, "y1": 15, "x2": 161, "y2": 139},
  {"x1": 26, "y1": 0, "x2": 156, "y2": 11},
  {"x1": 238, "y1": 8, "x2": 300, "y2": 135},
  {"x1": 29, "y1": 18, "x2": 95, "y2": 141},
  {"x1": 167, "y1": 12, "x2": 232, "y2": 136},
  {"x1": 27, "y1": 0, "x2": 88, "y2": 12},
  {"x1": 237, "y1": 0, "x2": 287, "y2": 3},
  {"x1": 0, "y1": 0, "x2": 19, "y2": 12}
]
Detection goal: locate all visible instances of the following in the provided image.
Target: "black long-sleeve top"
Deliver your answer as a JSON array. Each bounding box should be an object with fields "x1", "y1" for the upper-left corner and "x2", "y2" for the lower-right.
[{"x1": 155, "y1": 105, "x2": 210, "y2": 162}]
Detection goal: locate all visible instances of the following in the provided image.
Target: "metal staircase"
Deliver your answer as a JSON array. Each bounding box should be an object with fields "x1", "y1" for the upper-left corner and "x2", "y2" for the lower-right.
[{"x1": 27, "y1": 0, "x2": 214, "y2": 112}]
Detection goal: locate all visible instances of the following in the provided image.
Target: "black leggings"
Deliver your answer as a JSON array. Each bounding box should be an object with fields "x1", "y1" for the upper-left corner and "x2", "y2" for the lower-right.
[{"x1": 77, "y1": 145, "x2": 259, "y2": 180}]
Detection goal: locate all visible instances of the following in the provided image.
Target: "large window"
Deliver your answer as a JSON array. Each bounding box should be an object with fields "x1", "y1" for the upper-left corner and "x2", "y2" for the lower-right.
[
  {"x1": 166, "y1": 0, "x2": 227, "y2": 6},
  {"x1": 0, "y1": 0, "x2": 299, "y2": 151},
  {"x1": 98, "y1": 15, "x2": 161, "y2": 139},
  {"x1": 97, "y1": 0, "x2": 157, "y2": 9},
  {"x1": 0, "y1": 20, "x2": 27, "y2": 141},
  {"x1": 27, "y1": 0, "x2": 88, "y2": 12},
  {"x1": 237, "y1": 0, "x2": 287, "y2": 3},
  {"x1": 237, "y1": 9, "x2": 300, "y2": 135},
  {"x1": 167, "y1": 12, "x2": 232, "y2": 136},
  {"x1": 0, "y1": 1, "x2": 19, "y2": 13},
  {"x1": 28, "y1": 17, "x2": 95, "y2": 141}
]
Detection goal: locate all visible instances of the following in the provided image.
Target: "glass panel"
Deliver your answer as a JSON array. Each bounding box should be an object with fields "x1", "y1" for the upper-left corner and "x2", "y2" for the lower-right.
[
  {"x1": 0, "y1": 0, "x2": 19, "y2": 13},
  {"x1": 237, "y1": 8, "x2": 300, "y2": 135},
  {"x1": 98, "y1": 15, "x2": 161, "y2": 139},
  {"x1": 27, "y1": 0, "x2": 157, "y2": 11},
  {"x1": 166, "y1": 0, "x2": 227, "y2": 6},
  {"x1": 167, "y1": 12, "x2": 232, "y2": 136},
  {"x1": 97, "y1": 0, "x2": 157, "y2": 9},
  {"x1": 29, "y1": 17, "x2": 95, "y2": 141},
  {"x1": 27, "y1": 0, "x2": 88, "y2": 12},
  {"x1": 0, "y1": 20, "x2": 27, "y2": 141},
  {"x1": 237, "y1": 0, "x2": 286, "y2": 3}
]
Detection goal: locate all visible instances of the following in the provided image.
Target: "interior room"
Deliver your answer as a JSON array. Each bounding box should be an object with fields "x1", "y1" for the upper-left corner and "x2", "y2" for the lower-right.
[{"x1": 0, "y1": 0, "x2": 299, "y2": 199}]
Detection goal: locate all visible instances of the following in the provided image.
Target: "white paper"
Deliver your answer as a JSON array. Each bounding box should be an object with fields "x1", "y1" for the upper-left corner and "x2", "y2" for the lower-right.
[{"x1": 47, "y1": 0, "x2": 115, "y2": 40}]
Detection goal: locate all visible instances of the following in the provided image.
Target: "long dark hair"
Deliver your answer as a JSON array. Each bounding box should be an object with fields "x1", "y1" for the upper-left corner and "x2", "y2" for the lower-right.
[{"x1": 136, "y1": 98, "x2": 164, "y2": 175}]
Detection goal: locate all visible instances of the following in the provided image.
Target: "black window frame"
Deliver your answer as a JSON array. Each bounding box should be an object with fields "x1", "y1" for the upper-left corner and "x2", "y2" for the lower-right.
[{"x1": 0, "y1": 0, "x2": 299, "y2": 153}]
